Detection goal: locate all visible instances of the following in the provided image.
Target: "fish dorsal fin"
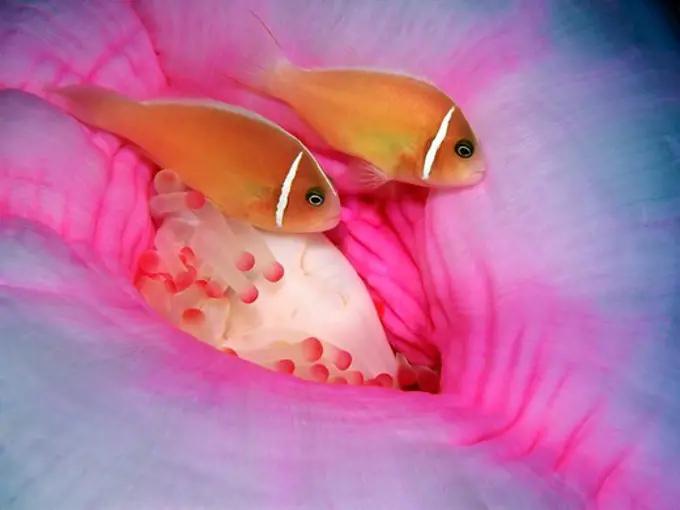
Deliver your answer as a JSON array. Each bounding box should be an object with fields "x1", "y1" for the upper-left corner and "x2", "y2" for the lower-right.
[
  {"x1": 143, "y1": 96, "x2": 334, "y2": 184},
  {"x1": 142, "y1": 97, "x2": 294, "y2": 136},
  {"x1": 307, "y1": 65, "x2": 439, "y2": 87}
]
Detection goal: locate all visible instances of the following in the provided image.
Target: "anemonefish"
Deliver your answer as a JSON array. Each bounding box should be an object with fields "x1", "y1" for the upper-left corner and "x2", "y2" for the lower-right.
[
  {"x1": 225, "y1": 11, "x2": 486, "y2": 190},
  {"x1": 48, "y1": 85, "x2": 340, "y2": 233}
]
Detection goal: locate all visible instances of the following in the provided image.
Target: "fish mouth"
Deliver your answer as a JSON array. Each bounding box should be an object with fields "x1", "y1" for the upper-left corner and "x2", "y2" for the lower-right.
[
  {"x1": 454, "y1": 167, "x2": 487, "y2": 187},
  {"x1": 423, "y1": 170, "x2": 486, "y2": 189},
  {"x1": 468, "y1": 169, "x2": 486, "y2": 184},
  {"x1": 285, "y1": 214, "x2": 341, "y2": 234},
  {"x1": 321, "y1": 214, "x2": 342, "y2": 230}
]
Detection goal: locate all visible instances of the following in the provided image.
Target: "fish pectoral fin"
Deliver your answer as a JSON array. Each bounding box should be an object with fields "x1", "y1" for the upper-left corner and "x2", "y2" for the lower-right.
[{"x1": 347, "y1": 158, "x2": 390, "y2": 191}]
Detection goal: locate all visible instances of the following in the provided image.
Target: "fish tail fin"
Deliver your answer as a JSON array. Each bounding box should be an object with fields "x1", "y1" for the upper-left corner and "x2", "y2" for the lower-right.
[
  {"x1": 223, "y1": 9, "x2": 296, "y2": 95},
  {"x1": 46, "y1": 84, "x2": 139, "y2": 134}
]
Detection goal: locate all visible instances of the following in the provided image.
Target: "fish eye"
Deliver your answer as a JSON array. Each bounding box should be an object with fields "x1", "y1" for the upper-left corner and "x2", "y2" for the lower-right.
[
  {"x1": 454, "y1": 139, "x2": 475, "y2": 159},
  {"x1": 305, "y1": 187, "x2": 325, "y2": 207}
]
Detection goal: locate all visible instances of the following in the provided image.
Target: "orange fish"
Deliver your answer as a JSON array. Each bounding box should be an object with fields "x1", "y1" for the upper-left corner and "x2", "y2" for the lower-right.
[
  {"x1": 49, "y1": 85, "x2": 340, "y2": 233},
  {"x1": 226, "y1": 11, "x2": 486, "y2": 190}
]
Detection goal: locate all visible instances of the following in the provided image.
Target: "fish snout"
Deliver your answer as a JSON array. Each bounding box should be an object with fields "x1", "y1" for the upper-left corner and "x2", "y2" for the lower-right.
[
  {"x1": 457, "y1": 156, "x2": 487, "y2": 187},
  {"x1": 319, "y1": 213, "x2": 342, "y2": 231},
  {"x1": 279, "y1": 211, "x2": 341, "y2": 234},
  {"x1": 468, "y1": 166, "x2": 486, "y2": 185}
]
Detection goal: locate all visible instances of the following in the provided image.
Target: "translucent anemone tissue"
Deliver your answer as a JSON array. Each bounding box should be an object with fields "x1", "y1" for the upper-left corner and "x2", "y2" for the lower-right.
[{"x1": 1, "y1": 0, "x2": 680, "y2": 509}]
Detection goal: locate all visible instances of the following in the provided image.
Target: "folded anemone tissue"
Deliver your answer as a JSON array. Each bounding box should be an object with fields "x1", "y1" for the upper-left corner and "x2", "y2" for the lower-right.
[{"x1": 1, "y1": 0, "x2": 680, "y2": 508}]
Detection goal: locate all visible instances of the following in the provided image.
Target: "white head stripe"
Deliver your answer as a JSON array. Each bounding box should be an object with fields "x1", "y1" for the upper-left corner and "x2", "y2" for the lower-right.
[
  {"x1": 422, "y1": 106, "x2": 456, "y2": 180},
  {"x1": 275, "y1": 151, "x2": 304, "y2": 228}
]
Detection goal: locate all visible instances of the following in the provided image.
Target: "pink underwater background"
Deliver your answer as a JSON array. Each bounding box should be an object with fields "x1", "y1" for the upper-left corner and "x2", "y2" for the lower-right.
[{"x1": 1, "y1": 0, "x2": 680, "y2": 508}]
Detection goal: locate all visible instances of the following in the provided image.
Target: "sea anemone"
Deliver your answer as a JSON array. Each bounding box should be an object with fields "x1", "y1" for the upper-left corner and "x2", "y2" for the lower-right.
[
  {"x1": 137, "y1": 169, "x2": 400, "y2": 386},
  {"x1": 1, "y1": 1, "x2": 680, "y2": 508}
]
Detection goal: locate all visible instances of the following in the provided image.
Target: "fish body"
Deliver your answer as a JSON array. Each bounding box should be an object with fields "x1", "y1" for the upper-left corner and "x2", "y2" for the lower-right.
[
  {"x1": 230, "y1": 12, "x2": 486, "y2": 190},
  {"x1": 50, "y1": 85, "x2": 340, "y2": 233}
]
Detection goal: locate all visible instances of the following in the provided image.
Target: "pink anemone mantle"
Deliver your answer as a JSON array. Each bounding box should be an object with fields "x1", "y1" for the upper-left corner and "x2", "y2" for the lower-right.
[{"x1": 1, "y1": 0, "x2": 680, "y2": 508}]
